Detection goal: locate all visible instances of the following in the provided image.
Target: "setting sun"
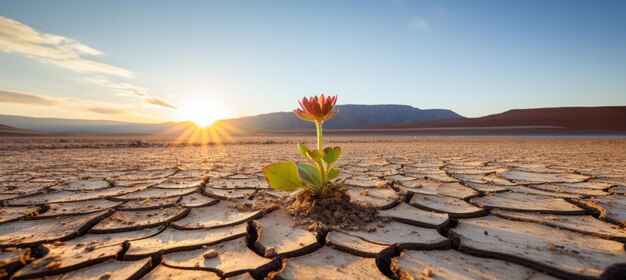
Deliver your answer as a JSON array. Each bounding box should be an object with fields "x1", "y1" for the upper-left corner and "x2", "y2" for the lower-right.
[{"x1": 177, "y1": 97, "x2": 230, "y2": 127}]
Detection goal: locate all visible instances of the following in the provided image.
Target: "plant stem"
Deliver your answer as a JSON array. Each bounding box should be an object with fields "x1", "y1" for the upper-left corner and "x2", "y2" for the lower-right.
[
  {"x1": 315, "y1": 120, "x2": 327, "y2": 185},
  {"x1": 315, "y1": 120, "x2": 323, "y2": 151},
  {"x1": 316, "y1": 160, "x2": 327, "y2": 183},
  {"x1": 320, "y1": 186, "x2": 328, "y2": 199}
]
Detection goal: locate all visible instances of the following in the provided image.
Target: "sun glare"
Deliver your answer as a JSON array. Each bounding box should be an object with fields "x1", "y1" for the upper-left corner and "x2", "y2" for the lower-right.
[
  {"x1": 177, "y1": 97, "x2": 230, "y2": 127},
  {"x1": 169, "y1": 97, "x2": 240, "y2": 147}
]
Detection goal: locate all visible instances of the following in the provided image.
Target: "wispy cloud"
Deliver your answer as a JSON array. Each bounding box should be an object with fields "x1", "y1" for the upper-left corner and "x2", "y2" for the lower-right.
[
  {"x1": 409, "y1": 19, "x2": 430, "y2": 32},
  {"x1": 0, "y1": 89, "x2": 60, "y2": 105},
  {"x1": 1, "y1": 88, "x2": 134, "y2": 116},
  {"x1": 82, "y1": 76, "x2": 147, "y2": 97},
  {"x1": 0, "y1": 16, "x2": 132, "y2": 77},
  {"x1": 0, "y1": 16, "x2": 177, "y2": 110},
  {"x1": 147, "y1": 97, "x2": 178, "y2": 109},
  {"x1": 82, "y1": 75, "x2": 177, "y2": 109},
  {"x1": 86, "y1": 107, "x2": 126, "y2": 115}
]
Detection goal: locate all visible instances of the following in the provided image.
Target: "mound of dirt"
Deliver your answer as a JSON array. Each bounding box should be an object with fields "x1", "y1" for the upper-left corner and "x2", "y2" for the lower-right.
[{"x1": 244, "y1": 188, "x2": 386, "y2": 232}]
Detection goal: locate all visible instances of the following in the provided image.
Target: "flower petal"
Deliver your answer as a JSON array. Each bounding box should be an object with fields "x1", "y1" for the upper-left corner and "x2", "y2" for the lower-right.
[
  {"x1": 294, "y1": 94, "x2": 339, "y2": 122},
  {"x1": 294, "y1": 109, "x2": 316, "y2": 121}
]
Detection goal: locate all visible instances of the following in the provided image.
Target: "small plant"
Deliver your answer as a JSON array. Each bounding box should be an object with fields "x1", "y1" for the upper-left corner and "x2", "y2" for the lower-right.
[
  {"x1": 23, "y1": 208, "x2": 39, "y2": 217},
  {"x1": 263, "y1": 94, "x2": 342, "y2": 198}
]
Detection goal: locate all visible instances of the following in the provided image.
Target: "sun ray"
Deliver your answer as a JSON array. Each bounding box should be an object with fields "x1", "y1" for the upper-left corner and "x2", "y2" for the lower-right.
[
  {"x1": 171, "y1": 123, "x2": 199, "y2": 146},
  {"x1": 166, "y1": 96, "x2": 240, "y2": 147}
]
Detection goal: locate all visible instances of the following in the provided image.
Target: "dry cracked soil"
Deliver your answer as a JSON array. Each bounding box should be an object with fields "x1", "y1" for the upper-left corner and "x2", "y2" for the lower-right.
[{"x1": 0, "y1": 136, "x2": 625, "y2": 280}]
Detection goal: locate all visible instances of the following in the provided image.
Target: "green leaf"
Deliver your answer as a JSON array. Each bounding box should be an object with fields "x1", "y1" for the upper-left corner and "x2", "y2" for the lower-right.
[
  {"x1": 323, "y1": 146, "x2": 341, "y2": 164},
  {"x1": 327, "y1": 167, "x2": 340, "y2": 181},
  {"x1": 306, "y1": 149, "x2": 324, "y2": 162},
  {"x1": 262, "y1": 161, "x2": 303, "y2": 192},
  {"x1": 296, "y1": 163, "x2": 322, "y2": 188},
  {"x1": 298, "y1": 143, "x2": 310, "y2": 158}
]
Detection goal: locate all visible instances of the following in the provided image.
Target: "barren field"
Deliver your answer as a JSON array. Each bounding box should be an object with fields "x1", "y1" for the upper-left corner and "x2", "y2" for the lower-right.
[{"x1": 1, "y1": 137, "x2": 625, "y2": 280}]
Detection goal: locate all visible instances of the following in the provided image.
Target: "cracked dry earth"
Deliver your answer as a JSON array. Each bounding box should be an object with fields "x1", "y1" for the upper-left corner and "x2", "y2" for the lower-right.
[{"x1": 1, "y1": 137, "x2": 625, "y2": 280}]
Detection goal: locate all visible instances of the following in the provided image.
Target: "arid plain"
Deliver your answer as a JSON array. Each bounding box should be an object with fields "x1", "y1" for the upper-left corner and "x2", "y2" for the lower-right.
[{"x1": 1, "y1": 136, "x2": 625, "y2": 280}]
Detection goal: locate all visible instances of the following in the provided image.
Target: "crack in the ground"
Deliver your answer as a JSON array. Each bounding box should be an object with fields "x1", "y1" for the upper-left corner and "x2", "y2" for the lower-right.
[{"x1": 1, "y1": 145, "x2": 625, "y2": 279}]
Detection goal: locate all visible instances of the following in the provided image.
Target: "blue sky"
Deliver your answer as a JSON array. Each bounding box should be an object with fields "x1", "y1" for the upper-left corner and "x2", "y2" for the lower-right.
[{"x1": 0, "y1": 0, "x2": 625, "y2": 123}]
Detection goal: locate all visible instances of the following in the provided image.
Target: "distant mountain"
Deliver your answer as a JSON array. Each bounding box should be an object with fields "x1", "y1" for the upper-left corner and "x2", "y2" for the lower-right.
[
  {"x1": 384, "y1": 106, "x2": 626, "y2": 131},
  {"x1": 0, "y1": 105, "x2": 463, "y2": 134},
  {"x1": 0, "y1": 123, "x2": 46, "y2": 136},
  {"x1": 0, "y1": 115, "x2": 187, "y2": 134},
  {"x1": 2, "y1": 106, "x2": 623, "y2": 134},
  {"x1": 216, "y1": 104, "x2": 464, "y2": 131},
  {"x1": 15, "y1": 106, "x2": 625, "y2": 134}
]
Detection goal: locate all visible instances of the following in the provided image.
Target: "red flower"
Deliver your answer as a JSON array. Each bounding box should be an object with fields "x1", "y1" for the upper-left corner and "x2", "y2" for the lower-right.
[{"x1": 294, "y1": 94, "x2": 339, "y2": 122}]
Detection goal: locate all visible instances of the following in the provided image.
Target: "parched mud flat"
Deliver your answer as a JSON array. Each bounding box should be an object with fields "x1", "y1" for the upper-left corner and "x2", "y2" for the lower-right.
[{"x1": 0, "y1": 137, "x2": 625, "y2": 280}]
